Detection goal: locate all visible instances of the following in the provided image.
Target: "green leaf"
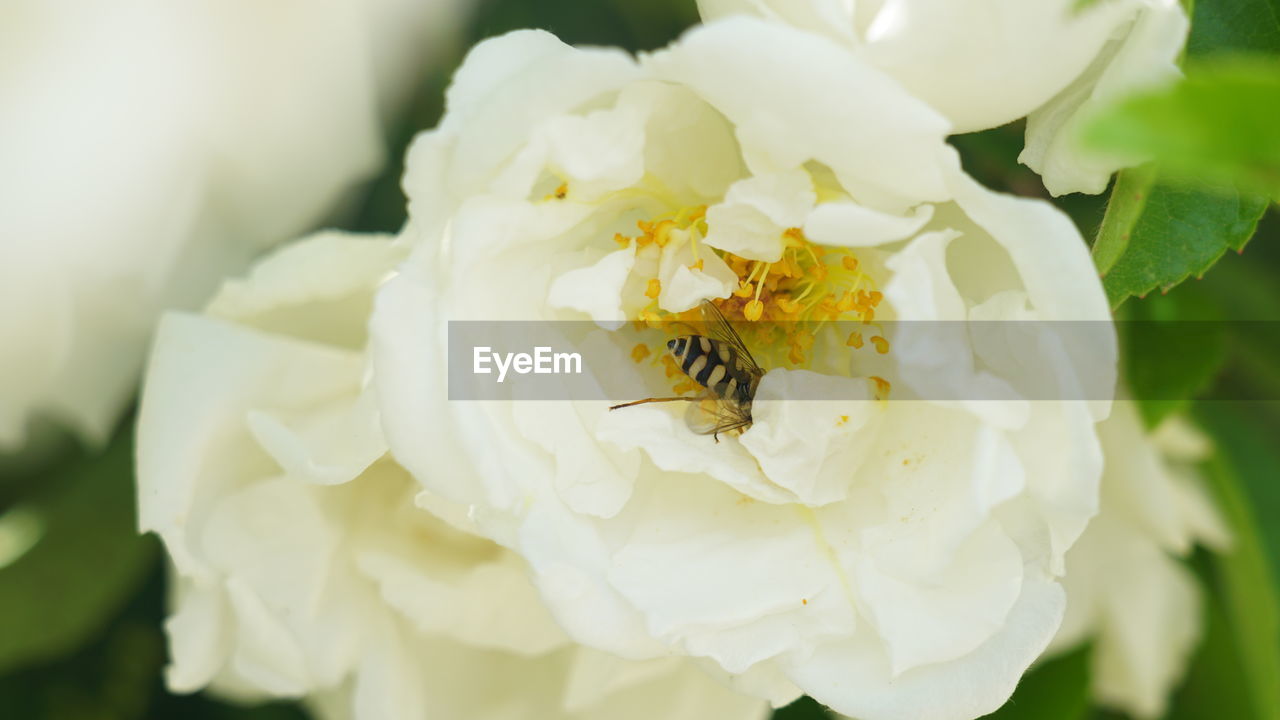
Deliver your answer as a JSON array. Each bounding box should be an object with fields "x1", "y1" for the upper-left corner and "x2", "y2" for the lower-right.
[
  {"x1": 1166, "y1": 553, "x2": 1269, "y2": 720},
  {"x1": 1084, "y1": 58, "x2": 1280, "y2": 201},
  {"x1": 1097, "y1": 182, "x2": 1267, "y2": 307},
  {"x1": 0, "y1": 426, "x2": 156, "y2": 675},
  {"x1": 1089, "y1": 0, "x2": 1279, "y2": 307},
  {"x1": 1119, "y1": 282, "x2": 1228, "y2": 428},
  {"x1": 1092, "y1": 164, "x2": 1157, "y2": 277},
  {"x1": 1187, "y1": 0, "x2": 1280, "y2": 56},
  {"x1": 771, "y1": 696, "x2": 832, "y2": 720},
  {"x1": 1191, "y1": 404, "x2": 1280, "y2": 719},
  {"x1": 0, "y1": 612, "x2": 166, "y2": 720}
]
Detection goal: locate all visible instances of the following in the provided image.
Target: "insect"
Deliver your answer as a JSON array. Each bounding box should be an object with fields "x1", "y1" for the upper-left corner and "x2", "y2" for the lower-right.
[{"x1": 610, "y1": 300, "x2": 764, "y2": 440}]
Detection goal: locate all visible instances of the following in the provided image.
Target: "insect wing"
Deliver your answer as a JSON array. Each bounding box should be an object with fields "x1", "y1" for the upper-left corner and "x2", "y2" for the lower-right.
[
  {"x1": 684, "y1": 394, "x2": 753, "y2": 436},
  {"x1": 700, "y1": 300, "x2": 761, "y2": 375}
]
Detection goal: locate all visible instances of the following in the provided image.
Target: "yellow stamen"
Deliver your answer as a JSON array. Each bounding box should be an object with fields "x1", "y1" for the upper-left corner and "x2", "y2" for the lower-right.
[
  {"x1": 753, "y1": 265, "x2": 771, "y2": 302},
  {"x1": 631, "y1": 343, "x2": 651, "y2": 362},
  {"x1": 661, "y1": 354, "x2": 681, "y2": 378},
  {"x1": 871, "y1": 335, "x2": 890, "y2": 354},
  {"x1": 645, "y1": 278, "x2": 661, "y2": 299},
  {"x1": 744, "y1": 299, "x2": 764, "y2": 321},
  {"x1": 805, "y1": 245, "x2": 822, "y2": 266},
  {"x1": 673, "y1": 379, "x2": 700, "y2": 394},
  {"x1": 776, "y1": 296, "x2": 803, "y2": 315},
  {"x1": 653, "y1": 219, "x2": 675, "y2": 248},
  {"x1": 846, "y1": 331, "x2": 864, "y2": 348}
]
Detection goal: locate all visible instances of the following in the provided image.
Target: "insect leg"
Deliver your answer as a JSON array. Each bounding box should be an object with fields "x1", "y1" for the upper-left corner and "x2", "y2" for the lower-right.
[{"x1": 609, "y1": 396, "x2": 700, "y2": 411}]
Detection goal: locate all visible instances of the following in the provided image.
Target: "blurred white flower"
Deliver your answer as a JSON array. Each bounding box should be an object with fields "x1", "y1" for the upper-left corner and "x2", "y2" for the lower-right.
[
  {"x1": 136, "y1": 231, "x2": 765, "y2": 720},
  {"x1": 0, "y1": 0, "x2": 469, "y2": 451},
  {"x1": 696, "y1": 0, "x2": 1188, "y2": 195},
  {"x1": 372, "y1": 23, "x2": 1116, "y2": 720},
  {"x1": 1049, "y1": 403, "x2": 1229, "y2": 718}
]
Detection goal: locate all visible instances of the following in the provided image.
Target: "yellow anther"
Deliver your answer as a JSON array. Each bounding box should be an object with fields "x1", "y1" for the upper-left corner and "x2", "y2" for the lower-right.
[
  {"x1": 614, "y1": 233, "x2": 630, "y2": 248},
  {"x1": 733, "y1": 281, "x2": 754, "y2": 298},
  {"x1": 842, "y1": 255, "x2": 859, "y2": 272},
  {"x1": 783, "y1": 227, "x2": 806, "y2": 247},
  {"x1": 860, "y1": 307, "x2": 876, "y2": 323},
  {"x1": 871, "y1": 375, "x2": 892, "y2": 398},
  {"x1": 631, "y1": 343, "x2": 651, "y2": 363},
  {"x1": 776, "y1": 296, "x2": 803, "y2": 315},
  {"x1": 654, "y1": 219, "x2": 676, "y2": 248},
  {"x1": 645, "y1": 278, "x2": 661, "y2": 299},
  {"x1": 871, "y1": 335, "x2": 889, "y2": 354},
  {"x1": 553, "y1": 183, "x2": 568, "y2": 200},
  {"x1": 661, "y1": 354, "x2": 680, "y2": 378},
  {"x1": 846, "y1": 331, "x2": 864, "y2": 348},
  {"x1": 688, "y1": 258, "x2": 704, "y2": 271},
  {"x1": 836, "y1": 292, "x2": 857, "y2": 313},
  {"x1": 744, "y1": 299, "x2": 765, "y2": 321},
  {"x1": 868, "y1": 290, "x2": 883, "y2": 306},
  {"x1": 674, "y1": 379, "x2": 700, "y2": 394}
]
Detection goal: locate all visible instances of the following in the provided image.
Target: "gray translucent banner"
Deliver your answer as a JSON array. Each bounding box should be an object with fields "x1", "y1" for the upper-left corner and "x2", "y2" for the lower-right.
[
  {"x1": 445, "y1": 320, "x2": 1280, "y2": 402},
  {"x1": 446, "y1": 320, "x2": 1133, "y2": 402}
]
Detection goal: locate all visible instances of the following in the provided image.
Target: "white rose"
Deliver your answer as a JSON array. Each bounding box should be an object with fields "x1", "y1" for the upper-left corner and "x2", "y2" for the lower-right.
[
  {"x1": 1049, "y1": 403, "x2": 1229, "y2": 718},
  {"x1": 136, "y1": 231, "x2": 765, "y2": 720},
  {"x1": 0, "y1": 0, "x2": 469, "y2": 451},
  {"x1": 697, "y1": 0, "x2": 1189, "y2": 195},
  {"x1": 372, "y1": 22, "x2": 1116, "y2": 720}
]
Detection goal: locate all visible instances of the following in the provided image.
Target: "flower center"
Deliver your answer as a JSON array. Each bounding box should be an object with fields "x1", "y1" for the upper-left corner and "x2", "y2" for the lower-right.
[{"x1": 617, "y1": 202, "x2": 892, "y2": 397}]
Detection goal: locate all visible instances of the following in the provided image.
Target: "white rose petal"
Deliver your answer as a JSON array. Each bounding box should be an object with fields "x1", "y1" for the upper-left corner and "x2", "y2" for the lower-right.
[
  {"x1": 0, "y1": 0, "x2": 470, "y2": 451},
  {"x1": 376, "y1": 22, "x2": 1116, "y2": 720},
  {"x1": 698, "y1": 0, "x2": 1190, "y2": 194},
  {"x1": 1021, "y1": 0, "x2": 1189, "y2": 195},
  {"x1": 705, "y1": 170, "x2": 818, "y2": 261},
  {"x1": 1048, "y1": 403, "x2": 1229, "y2": 718},
  {"x1": 138, "y1": 232, "x2": 764, "y2": 720}
]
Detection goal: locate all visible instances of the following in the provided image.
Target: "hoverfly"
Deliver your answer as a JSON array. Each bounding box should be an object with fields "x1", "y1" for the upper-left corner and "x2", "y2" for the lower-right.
[{"x1": 610, "y1": 300, "x2": 764, "y2": 440}]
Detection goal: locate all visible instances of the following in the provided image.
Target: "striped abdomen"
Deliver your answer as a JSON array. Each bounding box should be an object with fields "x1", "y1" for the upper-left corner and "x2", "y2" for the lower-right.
[{"x1": 667, "y1": 335, "x2": 757, "y2": 406}]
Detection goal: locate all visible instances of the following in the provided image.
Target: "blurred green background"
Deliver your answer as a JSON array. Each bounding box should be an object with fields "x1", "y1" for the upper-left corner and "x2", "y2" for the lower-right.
[{"x1": 1, "y1": 1, "x2": 1277, "y2": 719}]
